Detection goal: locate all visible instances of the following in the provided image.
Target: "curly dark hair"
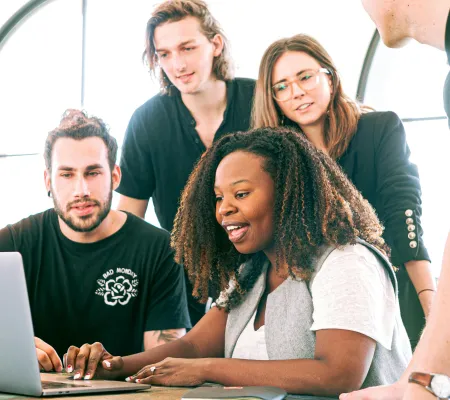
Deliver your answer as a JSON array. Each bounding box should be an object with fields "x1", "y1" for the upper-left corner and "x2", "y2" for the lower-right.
[{"x1": 171, "y1": 127, "x2": 388, "y2": 310}]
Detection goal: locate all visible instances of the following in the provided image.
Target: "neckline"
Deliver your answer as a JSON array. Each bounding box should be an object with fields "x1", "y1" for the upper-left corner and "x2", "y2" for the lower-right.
[
  {"x1": 250, "y1": 309, "x2": 265, "y2": 332},
  {"x1": 174, "y1": 80, "x2": 235, "y2": 148},
  {"x1": 52, "y1": 210, "x2": 133, "y2": 252}
]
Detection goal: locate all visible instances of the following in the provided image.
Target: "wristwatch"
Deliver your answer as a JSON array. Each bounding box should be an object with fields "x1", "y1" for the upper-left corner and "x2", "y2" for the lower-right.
[{"x1": 409, "y1": 372, "x2": 450, "y2": 399}]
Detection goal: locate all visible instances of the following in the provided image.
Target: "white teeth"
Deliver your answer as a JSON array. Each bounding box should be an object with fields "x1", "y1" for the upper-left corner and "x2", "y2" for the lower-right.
[
  {"x1": 299, "y1": 103, "x2": 311, "y2": 110},
  {"x1": 226, "y1": 225, "x2": 241, "y2": 231}
]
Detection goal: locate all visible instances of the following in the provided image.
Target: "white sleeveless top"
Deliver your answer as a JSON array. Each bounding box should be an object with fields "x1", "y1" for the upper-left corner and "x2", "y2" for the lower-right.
[{"x1": 231, "y1": 309, "x2": 269, "y2": 360}]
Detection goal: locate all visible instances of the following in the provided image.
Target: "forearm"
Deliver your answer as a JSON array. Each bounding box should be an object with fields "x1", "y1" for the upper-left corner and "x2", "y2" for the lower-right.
[
  {"x1": 403, "y1": 234, "x2": 450, "y2": 376},
  {"x1": 116, "y1": 195, "x2": 148, "y2": 219},
  {"x1": 403, "y1": 383, "x2": 435, "y2": 399},
  {"x1": 144, "y1": 329, "x2": 186, "y2": 350},
  {"x1": 202, "y1": 358, "x2": 361, "y2": 396},
  {"x1": 121, "y1": 337, "x2": 198, "y2": 378},
  {"x1": 404, "y1": 260, "x2": 436, "y2": 317}
]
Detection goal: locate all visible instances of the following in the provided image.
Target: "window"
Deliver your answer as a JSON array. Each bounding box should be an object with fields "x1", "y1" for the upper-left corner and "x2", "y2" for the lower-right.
[
  {"x1": 362, "y1": 38, "x2": 449, "y2": 276},
  {"x1": 0, "y1": 0, "x2": 81, "y2": 227}
]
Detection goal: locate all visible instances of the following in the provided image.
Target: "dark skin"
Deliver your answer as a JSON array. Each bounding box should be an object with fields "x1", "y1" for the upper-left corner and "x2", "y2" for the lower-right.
[
  {"x1": 65, "y1": 151, "x2": 377, "y2": 396},
  {"x1": 254, "y1": 267, "x2": 287, "y2": 330}
]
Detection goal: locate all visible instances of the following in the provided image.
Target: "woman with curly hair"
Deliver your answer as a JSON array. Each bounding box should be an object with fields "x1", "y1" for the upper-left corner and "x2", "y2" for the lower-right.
[
  {"x1": 66, "y1": 127, "x2": 411, "y2": 396},
  {"x1": 252, "y1": 34, "x2": 434, "y2": 349}
]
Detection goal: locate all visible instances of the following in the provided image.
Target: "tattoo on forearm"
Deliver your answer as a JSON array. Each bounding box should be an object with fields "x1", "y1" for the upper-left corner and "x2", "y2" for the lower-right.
[
  {"x1": 158, "y1": 329, "x2": 184, "y2": 343},
  {"x1": 145, "y1": 329, "x2": 185, "y2": 349}
]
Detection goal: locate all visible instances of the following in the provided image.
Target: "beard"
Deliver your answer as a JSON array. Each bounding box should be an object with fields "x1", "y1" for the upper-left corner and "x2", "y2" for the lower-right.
[{"x1": 51, "y1": 187, "x2": 113, "y2": 233}]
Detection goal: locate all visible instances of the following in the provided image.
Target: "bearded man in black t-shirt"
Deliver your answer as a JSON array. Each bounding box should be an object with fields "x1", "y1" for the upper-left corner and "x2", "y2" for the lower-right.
[
  {"x1": 0, "y1": 109, "x2": 190, "y2": 374},
  {"x1": 341, "y1": 1, "x2": 450, "y2": 400}
]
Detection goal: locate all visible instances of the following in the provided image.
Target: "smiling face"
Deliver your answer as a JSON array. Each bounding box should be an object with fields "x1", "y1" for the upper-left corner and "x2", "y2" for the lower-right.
[
  {"x1": 154, "y1": 16, "x2": 223, "y2": 94},
  {"x1": 44, "y1": 137, "x2": 120, "y2": 233},
  {"x1": 214, "y1": 151, "x2": 275, "y2": 255},
  {"x1": 272, "y1": 51, "x2": 332, "y2": 130}
]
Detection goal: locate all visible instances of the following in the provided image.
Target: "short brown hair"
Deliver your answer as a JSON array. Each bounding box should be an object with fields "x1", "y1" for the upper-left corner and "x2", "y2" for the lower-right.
[
  {"x1": 44, "y1": 109, "x2": 117, "y2": 172},
  {"x1": 143, "y1": 0, "x2": 234, "y2": 95},
  {"x1": 251, "y1": 34, "x2": 371, "y2": 159}
]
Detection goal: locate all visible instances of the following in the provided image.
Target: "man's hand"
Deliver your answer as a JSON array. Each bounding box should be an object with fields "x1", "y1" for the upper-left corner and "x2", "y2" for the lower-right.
[
  {"x1": 64, "y1": 342, "x2": 123, "y2": 380},
  {"x1": 339, "y1": 381, "x2": 406, "y2": 400},
  {"x1": 35, "y1": 337, "x2": 63, "y2": 372}
]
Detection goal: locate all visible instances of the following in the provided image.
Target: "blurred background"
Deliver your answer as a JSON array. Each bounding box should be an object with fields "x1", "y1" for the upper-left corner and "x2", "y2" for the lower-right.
[{"x1": 0, "y1": 0, "x2": 448, "y2": 276}]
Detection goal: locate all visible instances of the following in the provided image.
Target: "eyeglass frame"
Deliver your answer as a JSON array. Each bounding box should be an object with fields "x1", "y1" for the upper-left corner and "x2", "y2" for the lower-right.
[{"x1": 271, "y1": 67, "x2": 331, "y2": 102}]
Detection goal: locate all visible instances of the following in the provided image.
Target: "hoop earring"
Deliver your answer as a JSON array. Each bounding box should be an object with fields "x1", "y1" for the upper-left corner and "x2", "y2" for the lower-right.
[{"x1": 48, "y1": 190, "x2": 52, "y2": 198}]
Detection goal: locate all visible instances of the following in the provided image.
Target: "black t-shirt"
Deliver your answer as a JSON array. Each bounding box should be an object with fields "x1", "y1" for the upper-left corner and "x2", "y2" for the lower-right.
[
  {"x1": 445, "y1": 9, "x2": 450, "y2": 123},
  {"x1": 116, "y1": 78, "x2": 256, "y2": 232},
  {"x1": 0, "y1": 210, "x2": 191, "y2": 358}
]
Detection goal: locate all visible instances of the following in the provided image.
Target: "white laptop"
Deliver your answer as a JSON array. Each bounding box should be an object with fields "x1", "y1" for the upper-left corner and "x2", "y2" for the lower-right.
[{"x1": 0, "y1": 252, "x2": 151, "y2": 397}]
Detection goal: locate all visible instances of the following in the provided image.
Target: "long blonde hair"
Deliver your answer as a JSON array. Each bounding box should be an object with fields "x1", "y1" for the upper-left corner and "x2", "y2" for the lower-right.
[{"x1": 251, "y1": 34, "x2": 369, "y2": 159}]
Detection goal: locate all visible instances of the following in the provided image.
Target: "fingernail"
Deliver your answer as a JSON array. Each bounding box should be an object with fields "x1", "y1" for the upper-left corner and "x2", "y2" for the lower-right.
[
  {"x1": 67, "y1": 365, "x2": 73, "y2": 373},
  {"x1": 84, "y1": 374, "x2": 91, "y2": 380},
  {"x1": 103, "y1": 360, "x2": 111, "y2": 368},
  {"x1": 125, "y1": 376, "x2": 133, "y2": 382},
  {"x1": 136, "y1": 379, "x2": 141, "y2": 383},
  {"x1": 74, "y1": 373, "x2": 81, "y2": 380}
]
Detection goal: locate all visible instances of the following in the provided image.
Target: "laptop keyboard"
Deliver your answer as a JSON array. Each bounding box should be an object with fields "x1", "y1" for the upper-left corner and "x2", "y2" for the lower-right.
[{"x1": 42, "y1": 380, "x2": 90, "y2": 389}]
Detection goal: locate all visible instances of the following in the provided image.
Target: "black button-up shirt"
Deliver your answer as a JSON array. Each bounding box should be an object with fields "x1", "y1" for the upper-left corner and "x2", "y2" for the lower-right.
[{"x1": 117, "y1": 78, "x2": 256, "y2": 232}]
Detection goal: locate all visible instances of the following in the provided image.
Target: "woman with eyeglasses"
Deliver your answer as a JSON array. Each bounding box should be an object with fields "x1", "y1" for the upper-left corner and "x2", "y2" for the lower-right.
[{"x1": 252, "y1": 34, "x2": 435, "y2": 349}]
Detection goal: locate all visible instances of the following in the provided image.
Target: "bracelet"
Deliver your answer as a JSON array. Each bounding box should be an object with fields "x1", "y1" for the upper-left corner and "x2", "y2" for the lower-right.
[{"x1": 417, "y1": 288, "x2": 436, "y2": 297}]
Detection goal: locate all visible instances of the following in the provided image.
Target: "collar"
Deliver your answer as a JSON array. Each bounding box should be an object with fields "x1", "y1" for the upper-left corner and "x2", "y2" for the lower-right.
[{"x1": 173, "y1": 80, "x2": 235, "y2": 125}]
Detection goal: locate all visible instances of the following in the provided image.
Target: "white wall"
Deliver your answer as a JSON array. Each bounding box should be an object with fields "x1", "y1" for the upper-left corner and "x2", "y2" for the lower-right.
[
  {"x1": 208, "y1": 0, "x2": 375, "y2": 97},
  {"x1": 0, "y1": 0, "x2": 29, "y2": 27}
]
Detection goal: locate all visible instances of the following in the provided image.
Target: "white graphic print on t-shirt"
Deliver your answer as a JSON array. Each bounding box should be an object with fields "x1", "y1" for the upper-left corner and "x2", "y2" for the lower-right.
[{"x1": 95, "y1": 267, "x2": 139, "y2": 306}]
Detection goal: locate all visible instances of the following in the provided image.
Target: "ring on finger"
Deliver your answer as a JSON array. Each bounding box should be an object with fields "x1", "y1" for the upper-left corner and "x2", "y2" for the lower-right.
[{"x1": 150, "y1": 366, "x2": 156, "y2": 375}]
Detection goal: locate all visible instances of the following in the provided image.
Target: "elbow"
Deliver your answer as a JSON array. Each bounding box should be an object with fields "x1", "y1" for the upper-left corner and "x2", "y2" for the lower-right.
[
  {"x1": 285, "y1": 366, "x2": 367, "y2": 396},
  {"x1": 178, "y1": 337, "x2": 202, "y2": 358},
  {"x1": 318, "y1": 371, "x2": 366, "y2": 397}
]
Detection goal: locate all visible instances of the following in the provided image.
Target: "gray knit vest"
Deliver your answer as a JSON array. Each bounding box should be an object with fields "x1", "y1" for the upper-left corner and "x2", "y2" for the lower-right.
[{"x1": 224, "y1": 239, "x2": 412, "y2": 388}]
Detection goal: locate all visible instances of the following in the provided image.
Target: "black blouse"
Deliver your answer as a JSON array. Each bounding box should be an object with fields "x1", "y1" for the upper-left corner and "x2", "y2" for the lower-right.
[{"x1": 338, "y1": 111, "x2": 430, "y2": 267}]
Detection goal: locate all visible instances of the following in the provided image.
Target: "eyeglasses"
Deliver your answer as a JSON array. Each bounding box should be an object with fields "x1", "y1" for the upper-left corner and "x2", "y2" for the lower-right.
[{"x1": 271, "y1": 68, "x2": 330, "y2": 102}]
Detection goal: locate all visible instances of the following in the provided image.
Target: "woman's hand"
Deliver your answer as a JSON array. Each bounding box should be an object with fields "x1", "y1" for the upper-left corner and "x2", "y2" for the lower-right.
[
  {"x1": 126, "y1": 357, "x2": 208, "y2": 387},
  {"x1": 65, "y1": 342, "x2": 124, "y2": 380}
]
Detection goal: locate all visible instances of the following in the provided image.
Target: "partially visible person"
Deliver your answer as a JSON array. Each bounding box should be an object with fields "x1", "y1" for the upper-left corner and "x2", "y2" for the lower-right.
[
  {"x1": 115, "y1": 0, "x2": 255, "y2": 325},
  {"x1": 0, "y1": 109, "x2": 190, "y2": 372},
  {"x1": 251, "y1": 33, "x2": 435, "y2": 348},
  {"x1": 64, "y1": 127, "x2": 410, "y2": 397},
  {"x1": 341, "y1": 1, "x2": 450, "y2": 399}
]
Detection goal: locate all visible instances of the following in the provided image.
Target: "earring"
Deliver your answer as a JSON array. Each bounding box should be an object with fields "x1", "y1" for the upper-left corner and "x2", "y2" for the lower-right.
[
  {"x1": 280, "y1": 115, "x2": 285, "y2": 126},
  {"x1": 48, "y1": 190, "x2": 52, "y2": 198}
]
